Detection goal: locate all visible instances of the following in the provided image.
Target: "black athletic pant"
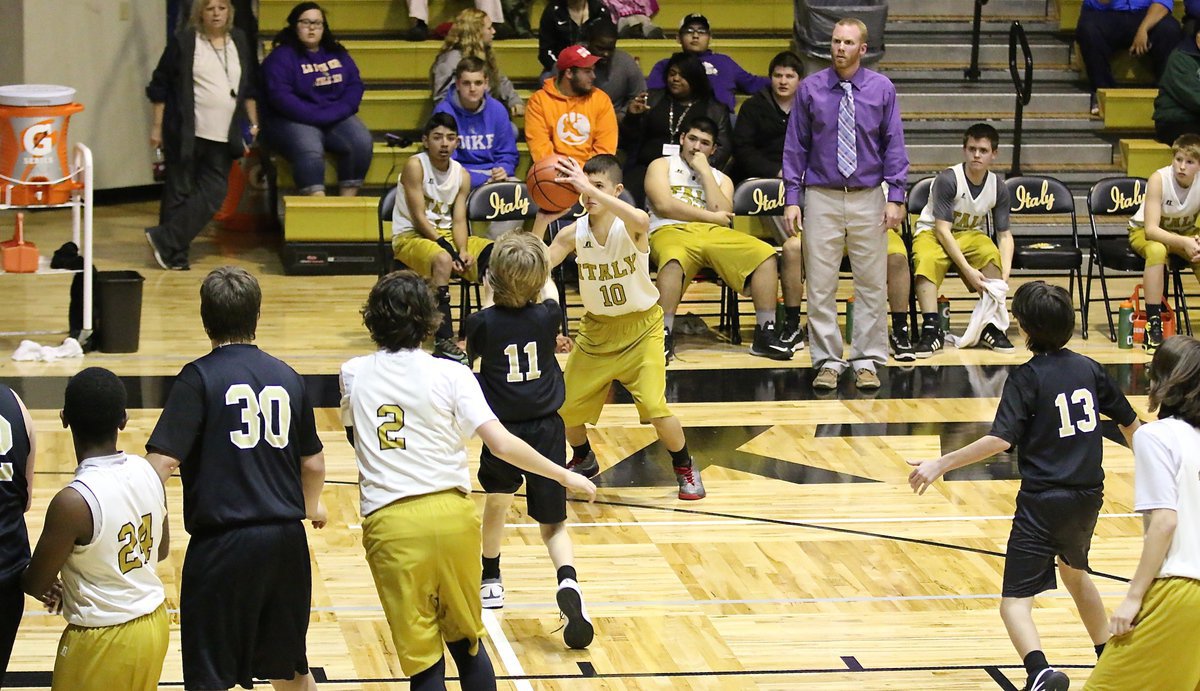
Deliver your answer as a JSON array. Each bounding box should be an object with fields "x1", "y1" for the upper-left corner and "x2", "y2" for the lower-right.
[
  {"x1": 1076, "y1": 7, "x2": 1183, "y2": 90},
  {"x1": 154, "y1": 137, "x2": 234, "y2": 264},
  {"x1": 0, "y1": 573, "x2": 25, "y2": 688}
]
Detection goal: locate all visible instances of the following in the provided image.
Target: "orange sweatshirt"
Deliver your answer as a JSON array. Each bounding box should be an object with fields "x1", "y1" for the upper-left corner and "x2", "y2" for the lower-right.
[{"x1": 524, "y1": 77, "x2": 618, "y2": 163}]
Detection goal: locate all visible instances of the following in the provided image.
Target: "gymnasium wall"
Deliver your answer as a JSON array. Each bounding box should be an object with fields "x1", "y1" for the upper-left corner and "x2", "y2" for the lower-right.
[{"x1": 0, "y1": 0, "x2": 166, "y2": 190}]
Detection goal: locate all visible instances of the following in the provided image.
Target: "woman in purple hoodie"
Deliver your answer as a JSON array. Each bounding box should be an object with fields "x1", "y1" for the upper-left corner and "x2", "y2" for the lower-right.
[{"x1": 261, "y1": 2, "x2": 373, "y2": 196}]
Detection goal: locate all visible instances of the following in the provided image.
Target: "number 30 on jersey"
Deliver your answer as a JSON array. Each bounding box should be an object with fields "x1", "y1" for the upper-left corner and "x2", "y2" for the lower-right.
[{"x1": 226, "y1": 384, "x2": 293, "y2": 449}]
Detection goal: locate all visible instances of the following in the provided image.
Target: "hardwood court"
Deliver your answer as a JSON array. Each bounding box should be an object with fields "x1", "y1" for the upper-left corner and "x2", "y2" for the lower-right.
[{"x1": 1, "y1": 209, "x2": 1167, "y2": 689}]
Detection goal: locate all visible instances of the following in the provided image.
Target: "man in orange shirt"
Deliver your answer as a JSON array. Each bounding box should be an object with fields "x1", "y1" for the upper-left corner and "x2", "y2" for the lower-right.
[{"x1": 525, "y1": 45, "x2": 618, "y2": 236}]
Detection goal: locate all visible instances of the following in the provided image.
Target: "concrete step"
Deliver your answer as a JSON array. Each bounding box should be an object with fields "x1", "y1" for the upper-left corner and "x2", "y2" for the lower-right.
[
  {"x1": 897, "y1": 88, "x2": 1090, "y2": 115},
  {"x1": 886, "y1": 66, "x2": 1085, "y2": 86},
  {"x1": 905, "y1": 135, "x2": 1113, "y2": 167},
  {"x1": 888, "y1": 0, "x2": 1051, "y2": 19},
  {"x1": 881, "y1": 40, "x2": 1072, "y2": 69}
]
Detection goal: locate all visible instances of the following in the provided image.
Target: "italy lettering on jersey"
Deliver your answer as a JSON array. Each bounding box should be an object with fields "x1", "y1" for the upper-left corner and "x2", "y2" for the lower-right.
[
  {"x1": 1131, "y1": 165, "x2": 1200, "y2": 233},
  {"x1": 574, "y1": 214, "x2": 659, "y2": 316},
  {"x1": 648, "y1": 153, "x2": 729, "y2": 231},
  {"x1": 392, "y1": 152, "x2": 463, "y2": 236},
  {"x1": 914, "y1": 163, "x2": 998, "y2": 236}
]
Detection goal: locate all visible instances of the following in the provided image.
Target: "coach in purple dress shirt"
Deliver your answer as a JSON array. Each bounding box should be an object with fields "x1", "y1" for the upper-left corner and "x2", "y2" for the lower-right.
[{"x1": 781, "y1": 18, "x2": 908, "y2": 392}]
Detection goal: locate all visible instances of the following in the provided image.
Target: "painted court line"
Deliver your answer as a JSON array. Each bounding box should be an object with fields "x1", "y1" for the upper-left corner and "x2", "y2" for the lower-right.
[
  {"x1": 482, "y1": 609, "x2": 534, "y2": 691},
  {"x1": 507, "y1": 512, "x2": 1140, "y2": 528}
]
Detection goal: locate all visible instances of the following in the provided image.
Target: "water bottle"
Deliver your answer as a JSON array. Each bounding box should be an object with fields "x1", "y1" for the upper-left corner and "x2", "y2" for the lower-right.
[
  {"x1": 938, "y1": 295, "x2": 951, "y2": 331},
  {"x1": 844, "y1": 296, "x2": 855, "y2": 343},
  {"x1": 1117, "y1": 300, "x2": 1134, "y2": 349},
  {"x1": 152, "y1": 147, "x2": 166, "y2": 182}
]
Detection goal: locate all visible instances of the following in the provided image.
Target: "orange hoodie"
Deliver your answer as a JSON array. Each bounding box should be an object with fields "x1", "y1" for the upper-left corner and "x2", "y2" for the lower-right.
[{"x1": 524, "y1": 77, "x2": 618, "y2": 163}]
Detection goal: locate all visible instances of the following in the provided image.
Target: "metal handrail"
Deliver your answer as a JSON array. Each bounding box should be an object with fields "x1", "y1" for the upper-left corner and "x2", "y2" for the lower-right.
[
  {"x1": 1008, "y1": 21, "x2": 1033, "y2": 176},
  {"x1": 964, "y1": 0, "x2": 989, "y2": 81}
]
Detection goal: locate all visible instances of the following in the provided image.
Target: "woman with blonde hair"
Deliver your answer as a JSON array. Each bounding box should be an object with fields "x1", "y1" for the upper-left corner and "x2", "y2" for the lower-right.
[
  {"x1": 430, "y1": 8, "x2": 524, "y2": 117},
  {"x1": 146, "y1": 0, "x2": 259, "y2": 270}
]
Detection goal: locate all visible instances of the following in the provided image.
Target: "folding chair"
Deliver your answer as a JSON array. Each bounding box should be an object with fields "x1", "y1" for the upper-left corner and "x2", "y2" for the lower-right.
[
  {"x1": 1003, "y1": 175, "x2": 1087, "y2": 338},
  {"x1": 1084, "y1": 176, "x2": 1192, "y2": 341}
]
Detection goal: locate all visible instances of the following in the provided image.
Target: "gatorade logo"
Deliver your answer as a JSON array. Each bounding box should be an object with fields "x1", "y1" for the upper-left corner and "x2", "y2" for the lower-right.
[
  {"x1": 556, "y1": 112, "x2": 591, "y2": 147},
  {"x1": 21, "y1": 120, "x2": 56, "y2": 157}
]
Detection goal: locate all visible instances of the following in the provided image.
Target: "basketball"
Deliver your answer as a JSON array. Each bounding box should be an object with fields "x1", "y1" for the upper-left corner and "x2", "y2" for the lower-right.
[{"x1": 525, "y1": 155, "x2": 579, "y2": 213}]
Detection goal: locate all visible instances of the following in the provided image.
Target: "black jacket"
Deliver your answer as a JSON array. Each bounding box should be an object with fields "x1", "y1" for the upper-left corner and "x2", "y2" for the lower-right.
[
  {"x1": 620, "y1": 90, "x2": 733, "y2": 169},
  {"x1": 537, "y1": 0, "x2": 614, "y2": 72},
  {"x1": 732, "y1": 87, "x2": 789, "y2": 182},
  {"x1": 147, "y1": 27, "x2": 257, "y2": 191}
]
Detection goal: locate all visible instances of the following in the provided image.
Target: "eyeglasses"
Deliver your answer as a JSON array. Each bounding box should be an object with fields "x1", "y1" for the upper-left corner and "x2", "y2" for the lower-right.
[
  {"x1": 682, "y1": 28, "x2": 709, "y2": 36},
  {"x1": 298, "y1": 19, "x2": 325, "y2": 27}
]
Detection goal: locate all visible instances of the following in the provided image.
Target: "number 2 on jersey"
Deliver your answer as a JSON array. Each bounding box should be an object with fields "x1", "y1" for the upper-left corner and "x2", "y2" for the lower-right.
[
  {"x1": 377, "y1": 404, "x2": 406, "y2": 450},
  {"x1": 1054, "y1": 388, "x2": 1098, "y2": 438},
  {"x1": 504, "y1": 342, "x2": 542, "y2": 383},
  {"x1": 116, "y1": 513, "x2": 154, "y2": 574},
  {"x1": 226, "y1": 384, "x2": 292, "y2": 450}
]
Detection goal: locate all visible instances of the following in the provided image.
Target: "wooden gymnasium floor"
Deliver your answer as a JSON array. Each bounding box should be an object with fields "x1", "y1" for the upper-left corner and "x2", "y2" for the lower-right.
[{"x1": 0, "y1": 205, "x2": 1171, "y2": 690}]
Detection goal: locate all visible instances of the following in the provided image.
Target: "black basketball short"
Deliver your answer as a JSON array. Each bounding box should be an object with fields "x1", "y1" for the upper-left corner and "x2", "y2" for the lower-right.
[
  {"x1": 478, "y1": 414, "x2": 567, "y2": 525},
  {"x1": 1002, "y1": 487, "x2": 1104, "y2": 598},
  {"x1": 181, "y1": 521, "x2": 312, "y2": 690},
  {"x1": 0, "y1": 572, "x2": 24, "y2": 687}
]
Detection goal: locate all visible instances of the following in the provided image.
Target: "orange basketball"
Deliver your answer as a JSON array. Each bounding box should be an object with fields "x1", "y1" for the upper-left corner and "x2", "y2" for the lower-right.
[{"x1": 525, "y1": 155, "x2": 579, "y2": 213}]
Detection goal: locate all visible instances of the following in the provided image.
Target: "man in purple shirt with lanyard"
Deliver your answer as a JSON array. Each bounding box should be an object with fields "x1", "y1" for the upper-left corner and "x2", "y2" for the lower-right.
[
  {"x1": 1076, "y1": 0, "x2": 1183, "y2": 113},
  {"x1": 782, "y1": 17, "x2": 907, "y2": 391}
]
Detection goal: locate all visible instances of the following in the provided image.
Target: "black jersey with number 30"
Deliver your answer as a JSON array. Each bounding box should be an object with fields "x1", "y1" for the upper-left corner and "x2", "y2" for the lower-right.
[
  {"x1": 465, "y1": 300, "x2": 565, "y2": 422},
  {"x1": 989, "y1": 349, "x2": 1137, "y2": 492},
  {"x1": 0, "y1": 385, "x2": 31, "y2": 579},
  {"x1": 148, "y1": 345, "x2": 323, "y2": 534}
]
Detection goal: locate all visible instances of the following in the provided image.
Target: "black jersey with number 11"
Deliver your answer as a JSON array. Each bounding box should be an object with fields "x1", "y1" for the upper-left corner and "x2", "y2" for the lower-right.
[{"x1": 465, "y1": 300, "x2": 565, "y2": 423}]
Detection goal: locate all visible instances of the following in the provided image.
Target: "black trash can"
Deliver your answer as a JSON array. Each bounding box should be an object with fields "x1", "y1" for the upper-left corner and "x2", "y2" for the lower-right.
[{"x1": 96, "y1": 270, "x2": 145, "y2": 353}]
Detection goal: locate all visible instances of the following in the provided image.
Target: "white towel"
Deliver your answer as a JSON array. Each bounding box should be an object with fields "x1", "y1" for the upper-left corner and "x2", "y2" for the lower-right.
[
  {"x1": 11, "y1": 337, "x2": 84, "y2": 362},
  {"x1": 947, "y1": 279, "x2": 1010, "y2": 349}
]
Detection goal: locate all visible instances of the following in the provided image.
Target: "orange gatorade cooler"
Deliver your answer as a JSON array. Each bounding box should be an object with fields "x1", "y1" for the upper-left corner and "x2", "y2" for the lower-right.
[{"x1": 0, "y1": 84, "x2": 84, "y2": 206}]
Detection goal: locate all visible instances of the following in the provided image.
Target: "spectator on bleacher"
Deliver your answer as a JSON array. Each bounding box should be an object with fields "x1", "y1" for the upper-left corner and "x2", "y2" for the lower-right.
[
  {"x1": 621, "y1": 52, "x2": 732, "y2": 206},
  {"x1": 433, "y1": 57, "x2": 523, "y2": 238},
  {"x1": 644, "y1": 117, "x2": 793, "y2": 362},
  {"x1": 525, "y1": 45, "x2": 618, "y2": 236},
  {"x1": 498, "y1": 0, "x2": 535, "y2": 38},
  {"x1": 1153, "y1": 22, "x2": 1200, "y2": 144},
  {"x1": 538, "y1": 0, "x2": 615, "y2": 75},
  {"x1": 732, "y1": 51, "x2": 806, "y2": 350},
  {"x1": 404, "y1": 0, "x2": 503, "y2": 42},
  {"x1": 1127, "y1": 134, "x2": 1200, "y2": 352},
  {"x1": 260, "y1": 2, "x2": 372, "y2": 197},
  {"x1": 1075, "y1": 0, "x2": 1183, "y2": 115},
  {"x1": 910, "y1": 123, "x2": 1015, "y2": 359},
  {"x1": 585, "y1": 21, "x2": 646, "y2": 122},
  {"x1": 646, "y1": 14, "x2": 769, "y2": 115},
  {"x1": 146, "y1": 0, "x2": 259, "y2": 271},
  {"x1": 604, "y1": 0, "x2": 664, "y2": 39},
  {"x1": 782, "y1": 18, "x2": 908, "y2": 391},
  {"x1": 431, "y1": 9, "x2": 525, "y2": 118}
]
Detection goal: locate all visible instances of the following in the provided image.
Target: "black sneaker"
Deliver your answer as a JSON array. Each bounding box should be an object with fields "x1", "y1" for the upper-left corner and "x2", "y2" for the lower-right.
[
  {"x1": 433, "y1": 337, "x2": 469, "y2": 366},
  {"x1": 145, "y1": 228, "x2": 170, "y2": 270},
  {"x1": 914, "y1": 326, "x2": 944, "y2": 359},
  {"x1": 664, "y1": 327, "x2": 676, "y2": 365},
  {"x1": 889, "y1": 326, "x2": 916, "y2": 362},
  {"x1": 749, "y1": 323, "x2": 793, "y2": 361},
  {"x1": 1146, "y1": 315, "x2": 1164, "y2": 352},
  {"x1": 405, "y1": 19, "x2": 428, "y2": 41},
  {"x1": 1025, "y1": 666, "x2": 1069, "y2": 691},
  {"x1": 980, "y1": 323, "x2": 1016, "y2": 353},
  {"x1": 777, "y1": 320, "x2": 806, "y2": 352},
  {"x1": 567, "y1": 450, "x2": 600, "y2": 479}
]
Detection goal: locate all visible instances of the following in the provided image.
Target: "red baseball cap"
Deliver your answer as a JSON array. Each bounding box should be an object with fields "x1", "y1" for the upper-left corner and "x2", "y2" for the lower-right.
[{"x1": 556, "y1": 45, "x2": 600, "y2": 71}]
